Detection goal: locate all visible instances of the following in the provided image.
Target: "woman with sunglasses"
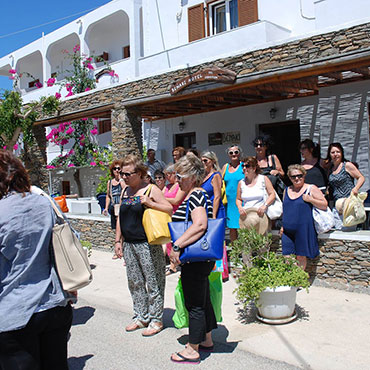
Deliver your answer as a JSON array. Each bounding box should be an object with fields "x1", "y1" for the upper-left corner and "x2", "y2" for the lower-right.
[
  {"x1": 114, "y1": 155, "x2": 172, "y2": 336},
  {"x1": 300, "y1": 139, "x2": 328, "y2": 194},
  {"x1": 221, "y1": 145, "x2": 244, "y2": 242},
  {"x1": 153, "y1": 170, "x2": 166, "y2": 191},
  {"x1": 103, "y1": 160, "x2": 126, "y2": 259},
  {"x1": 163, "y1": 164, "x2": 186, "y2": 275},
  {"x1": 169, "y1": 155, "x2": 216, "y2": 364},
  {"x1": 280, "y1": 164, "x2": 327, "y2": 270},
  {"x1": 201, "y1": 150, "x2": 225, "y2": 219},
  {"x1": 253, "y1": 135, "x2": 285, "y2": 196}
]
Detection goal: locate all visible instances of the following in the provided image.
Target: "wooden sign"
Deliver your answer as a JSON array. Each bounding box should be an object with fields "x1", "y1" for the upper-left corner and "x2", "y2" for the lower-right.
[
  {"x1": 170, "y1": 67, "x2": 236, "y2": 95},
  {"x1": 208, "y1": 131, "x2": 240, "y2": 146}
]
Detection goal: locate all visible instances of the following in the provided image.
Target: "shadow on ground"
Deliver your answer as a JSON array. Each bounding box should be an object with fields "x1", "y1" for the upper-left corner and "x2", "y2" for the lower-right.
[
  {"x1": 68, "y1": 355, "x2": 94, "y2": 370},
  {"x1": 72, "y1": 306, "x2": 96, "y2": 326}
]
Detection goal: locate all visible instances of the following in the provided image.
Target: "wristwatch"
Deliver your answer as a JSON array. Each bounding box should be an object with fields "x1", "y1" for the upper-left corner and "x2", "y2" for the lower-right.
[{"x1": 172, "y1": 244, "x2": 181, "y2": 252}]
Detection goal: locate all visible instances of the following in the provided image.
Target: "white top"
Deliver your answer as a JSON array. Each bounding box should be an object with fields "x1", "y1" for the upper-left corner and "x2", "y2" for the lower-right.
[{"x1": 240, "y1": 174, "x2": 265, "y2": 210}]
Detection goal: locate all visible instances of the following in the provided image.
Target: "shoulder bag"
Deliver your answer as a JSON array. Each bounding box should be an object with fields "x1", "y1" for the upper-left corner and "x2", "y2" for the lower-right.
[
  {"x1": 168, "y1": 191, "x2": 226, "y2": 263},
  {"x1": 262, "y1": 176, "x2": 283, "y2": 220},
  {"x1": 306, "y1": 185, "x2": 335, "y2": 233},
  {"x1": 221, "y1": 165, "x2": 227, "y2": 205},
  {"x1": 142, "y1": 185, "x2": 172, "y2": 245},
  {"x1": 41, "y1": 192, "x2": 93, "y2": 291}
]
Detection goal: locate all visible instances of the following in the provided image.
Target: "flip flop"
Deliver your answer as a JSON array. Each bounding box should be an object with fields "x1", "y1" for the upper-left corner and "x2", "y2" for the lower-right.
[
  {"x1": 125, "y1": 319, "x2": 148, "y2": 332},
  {"x1": 198, "y1": 344, "x2": 214, "y2": 352},
  {"x1": 165, "y1": 267, "x2": 177, "y2": 276},
  {"x1": 170, "y1": 352, "x2": 200, "y2": 365},
  {"x1": 142, "y1": 321, "x2": 163, "y2": 337}
]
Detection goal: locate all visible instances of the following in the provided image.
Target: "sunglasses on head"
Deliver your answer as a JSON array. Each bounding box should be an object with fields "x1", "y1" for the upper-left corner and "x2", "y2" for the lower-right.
[
  {"x1": 228, "y1": 150, "x2": 239, "y2": 155},
  {"x1": 120, "y1": 171, "x2": 137, "y2": 178},
  {"x1": 242, "y1": 164, "x2": 251, "y2": 169},
  {"x1": 290, "y1": 174, "x2": 304, "y2": 179},
  {"x1": 113, "y1": 167, "x2": 121, "y2": 171}
]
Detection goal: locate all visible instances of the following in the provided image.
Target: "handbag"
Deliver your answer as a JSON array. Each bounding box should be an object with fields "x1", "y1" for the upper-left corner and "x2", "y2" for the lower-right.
[
  {"x1": 142, "y1": 185, "x2": 172, "y2": 245},
  {"x1": 41, "y1": 192, "x2": 93, "y2": 291},
  {"x1": 306, "y1": 186, "x2": 335, "y2": 233},
  {"x1": 262, "y1": 176, "x2": 283, "y2": 220},
  {"x1": 168, "y1": 191, "x2": 226, "y2": 263},
  {"x1": 342, "y1": 192, "x2": 367, "y2": 227},
  {"x1": 114, "y1": 204, "x2": 120, "y2": 216},
  {"x1": 221, "y1": 166, "x2": 227, "y2": 205}
]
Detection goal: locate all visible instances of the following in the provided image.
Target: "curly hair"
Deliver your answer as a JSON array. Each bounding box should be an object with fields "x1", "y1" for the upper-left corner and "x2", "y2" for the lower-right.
[
  {"x1": 109, "y1": 159, "x2": 123, "y2": 178},
  {"x1": 0, "y1": 150, "x2": 31, "y2": 199},
  {"x1": 174, "y1": 154, "x2": 205, "y2": 187},
  {"x1": 287, "y1": 164, "x2": 307, "y2": 177}
]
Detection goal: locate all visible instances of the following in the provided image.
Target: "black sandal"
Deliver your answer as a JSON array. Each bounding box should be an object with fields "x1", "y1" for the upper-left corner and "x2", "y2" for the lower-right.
[{"x1": 170, "y1": 352, "x2": 200, "y2": 364}]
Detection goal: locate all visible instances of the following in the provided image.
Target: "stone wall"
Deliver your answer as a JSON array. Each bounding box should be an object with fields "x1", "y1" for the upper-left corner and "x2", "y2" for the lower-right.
[{"x1": 271, "y1": 234, "x2": 370, "y2": 294}]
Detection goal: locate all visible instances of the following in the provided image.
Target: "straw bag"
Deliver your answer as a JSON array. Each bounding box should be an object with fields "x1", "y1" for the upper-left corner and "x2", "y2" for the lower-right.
[
  {"x1": 142, "y1": 185, "x2": 172, "y2": 245},
  {"x1": 41, "y1": 192, "x2": 93, "y2": 291}
]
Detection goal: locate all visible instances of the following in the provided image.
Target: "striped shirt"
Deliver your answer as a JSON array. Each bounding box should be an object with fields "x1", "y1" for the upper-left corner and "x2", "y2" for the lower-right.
[{"x1": 172, "y1": 190, "x2": 213, "y2": 222}]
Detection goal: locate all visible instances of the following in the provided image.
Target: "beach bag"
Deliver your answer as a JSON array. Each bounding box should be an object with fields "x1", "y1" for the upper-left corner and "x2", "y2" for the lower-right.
[
  {"x1": 262, "y1": 176, "x2": 283, "y2": 220},
  {"x1": 142, "y1": 185, "x2": 172, "y2": 245},
  {"x1": 342, "y1": 192, "x2": 367, "y2": 227},
  {"x1": 168, "y1": 191, "x2": 226, "y2": 263},
  {"x1": 172, "y1": 273, "x2": 223, "y2": 329},
  {"x1": 221, "y1": 166, "x2": 227, "y2": 205},
  {"x1": 307, "y1": 186, "x2": 335, "y2": 233},
  {"x1": 41, "y1": 192, "x2": 93, "y2": 291}
]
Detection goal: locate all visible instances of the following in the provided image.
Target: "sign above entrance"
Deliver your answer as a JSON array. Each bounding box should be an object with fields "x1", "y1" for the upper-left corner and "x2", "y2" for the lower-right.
[
  {"x1": 208, "y1": 131, "x2": 240, "y2": 146},
  {"x1": 170, "y1": 67, "x2": 237, "y2": 95}
]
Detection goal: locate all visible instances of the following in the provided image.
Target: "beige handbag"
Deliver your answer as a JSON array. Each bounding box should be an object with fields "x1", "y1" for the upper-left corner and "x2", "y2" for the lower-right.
[{"x1": 41, "y1": 192, "x2": 93, "y2": 291}]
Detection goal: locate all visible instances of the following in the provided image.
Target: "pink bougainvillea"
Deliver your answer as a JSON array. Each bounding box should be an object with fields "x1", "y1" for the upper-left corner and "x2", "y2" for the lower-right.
[
  {"x1": 66, "y1": 91, "x2": 74, "y2": 97},
  {"x1": 55, "y1": 92, "x2": 62, "y2": 99},
  {"x1": 9, "y1": 75, "x2": 15, "y2": 80},
  {"x1": 90, "y1": 127, "x2": 98, "y2": 135},
  {"x1": 85, "y1": 87, "x2": 91, "y2": 91},
  {"x1": 47, "y1": 78, "x2": 55, "y2": 87},
  {"x1": 81, "y1": 118, "x2": 88, "y2": 121},
  {"x1": 68, "y1": 163, "x2": 75, "y2": 167},
  {"x1": 35, "y1": 82, "x2": 43, "y2": 89},
  {"x1": 86, "y1": 64, "x2": 94, "y2": 70},
  {"x1": 13, "y1": 143, "x2": 19, "y2": 150},
  {"x1": 90, "y1": 161, "x2": 97, "y2": 166},
  {"x1": 8, "y1": 69, "x2": 17, "y2": 74},
  {"x1": 73, "y1": 44, "x2": 80, "y2": 53},
  {"x1": 66, "y1": 127, "x2": 75, "y2": 135},
  {"x1": 109, "y1": 70, "x2": 115, "y2": 76}
]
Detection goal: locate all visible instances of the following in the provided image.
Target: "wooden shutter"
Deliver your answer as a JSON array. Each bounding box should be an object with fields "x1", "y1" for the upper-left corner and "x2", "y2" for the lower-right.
[
  {"x1": 238, "y1": 0, "x2": 258, "y2": 26},
  {"x1": 123, "y1": 46, "x2": 130, "y2": 59},
  {"x1": 188, "y1": 3, "x2": 205, "y2": 42}
]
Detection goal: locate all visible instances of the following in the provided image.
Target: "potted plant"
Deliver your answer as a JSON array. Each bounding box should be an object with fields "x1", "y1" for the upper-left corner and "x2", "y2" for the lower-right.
[{"x1": 230, "y1": 228, "x2": 310, "y2": 324}]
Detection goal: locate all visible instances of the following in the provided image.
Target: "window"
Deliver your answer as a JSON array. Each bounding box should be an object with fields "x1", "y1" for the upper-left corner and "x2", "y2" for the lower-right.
[
  {"x1": 98, "y1": 119, "x2": 112, "y2": 134},
  {"x1": 210, "y1": 0, "x2": 238, "y2": 35}
]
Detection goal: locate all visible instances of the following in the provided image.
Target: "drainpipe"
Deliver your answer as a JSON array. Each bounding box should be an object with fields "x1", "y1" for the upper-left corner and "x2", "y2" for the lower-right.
[
  {"x1": 300, "y1": 0, "x2": 315, "y2": 20},
  {"x1": 204, "y1": 0, "x2": 208, "y2": 37}
]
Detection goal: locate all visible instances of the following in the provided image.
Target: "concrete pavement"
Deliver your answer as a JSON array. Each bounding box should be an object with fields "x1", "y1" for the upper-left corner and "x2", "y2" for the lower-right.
[{"x1": 69, "y1": 249, "x2": 370, "y2": 369}]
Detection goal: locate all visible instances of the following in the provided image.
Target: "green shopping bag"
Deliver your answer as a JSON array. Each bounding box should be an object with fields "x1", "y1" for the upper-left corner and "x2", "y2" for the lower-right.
[{"x1": 172, "y1": 272, "x2": 223, "y2": 329}]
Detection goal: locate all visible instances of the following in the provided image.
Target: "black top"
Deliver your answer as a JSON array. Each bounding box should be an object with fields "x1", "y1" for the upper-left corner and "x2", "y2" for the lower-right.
[
  {"x1": 305, "y1": 161, "x2": 328, "y2": 191},
  {"x1": 119, "y1": 188, "x2": 147, "y2": 243},
  {"x1": 172, "y1": 190, "x2": 213, "y2": 222}
]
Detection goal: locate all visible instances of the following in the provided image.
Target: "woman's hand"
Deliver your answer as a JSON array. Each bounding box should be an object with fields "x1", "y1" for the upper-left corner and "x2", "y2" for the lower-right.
[
  {"x1": 270, "y1": 169, "x2": 279, "y2": 176},
  {"x1": 169, "y1": 248, "x2": 181, "y2": 267},
  {"x1": 302, "y1": 193, "x2": 311, "y2": 203},
  {"x1": 140, "y1": 194, "x2": 152, "y2": 206},
  {"x1": 238, "y1": 207, "x2": 247, "y2": 219},
  {"x1": 257, "y1": 205, "x2": 267, "y2": 217},
  {"x1": 351, "y1": 188, "x2": 359, "y2": 196},
  {"x1": 114, "y1": 241, "x2": 123, "y2": 258},
  {"x1": 279, "y1": 227, "x2": 284, "y2": 237},
  {"x1": 102, "y1": 208, "x2": 108, "y2": 216}
]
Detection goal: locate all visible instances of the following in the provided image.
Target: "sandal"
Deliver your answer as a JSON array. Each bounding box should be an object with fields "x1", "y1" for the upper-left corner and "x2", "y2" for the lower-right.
[
  {"x1": 165, "y1": 266, "x2": 177, "y2": 276},
  {"x1": 142, "y1": 321, "x2": 163, "y2": 337},
  {"x1": 125, "y1": 319, "x2": 148, "y2": 332},
  {"x1": 170, "y1": 352, "x2": 200, "y2": 364},
  {"x1": 112, "y1": 254, "x2": 119, "y2": 260},
  {"x1": 198, "y1": 344, "x2": 214, "y2": 352}
]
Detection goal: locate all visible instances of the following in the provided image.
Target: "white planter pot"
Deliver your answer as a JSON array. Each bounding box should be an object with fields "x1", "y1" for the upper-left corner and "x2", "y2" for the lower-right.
[{"x1": 256, "y1": 286, "x2": 297, "y2": 323}]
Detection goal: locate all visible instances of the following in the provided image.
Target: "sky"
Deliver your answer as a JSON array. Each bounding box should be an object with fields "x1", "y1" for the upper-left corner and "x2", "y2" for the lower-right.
[{"x1": 0, "y1": 0, "x2": 112, "y2": 91}]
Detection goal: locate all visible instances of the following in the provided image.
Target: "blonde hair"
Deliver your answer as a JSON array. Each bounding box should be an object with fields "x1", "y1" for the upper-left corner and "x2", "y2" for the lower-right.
[
  {"x1": 200, "y1": 150, "x2": 221, "y2": 172},
  {"x1": 174, "y1": 155, "x2": 205, "y2": 187},
  {"x1": 287, "y1": 164, "x2": 307, "y2": 177},
  {"x1": 121, "y1": 155, "x2": 148, "y2": 178}
]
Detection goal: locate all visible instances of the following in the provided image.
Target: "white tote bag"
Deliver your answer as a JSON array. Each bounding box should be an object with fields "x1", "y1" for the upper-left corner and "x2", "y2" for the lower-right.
[{"x1": 262, "y1": 176, "x2": 283, "y2": 220}]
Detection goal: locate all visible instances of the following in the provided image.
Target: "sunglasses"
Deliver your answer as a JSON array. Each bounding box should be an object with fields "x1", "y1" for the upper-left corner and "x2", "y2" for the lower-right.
[
  {"x1": 242, "y1": 164, "x2": 252, "y2": 169},
  {"x1": 120, "y1": 171, "x2": 137, "y2": 178},
  {"x1": 154, "y1": 177, "x2": 164, "y2": 180},
  {"x1": 113, "y1": 167, "x2": 121, "y2": 171},
  {"x1": 228, "y1": 150, "x2": 239, "y2": 155},
  {"x1": 290, "y1": 174, "x2": 304, "y2": 179},
  {"x1": 254, "y1": 143, "x2": 265, "y2": 148},
  {"x1": 176, "y1": 173, "x2": 187, "y2": 181},
  {"x1": 202, "y1": 159, "x2": 209, "y2": 163}
]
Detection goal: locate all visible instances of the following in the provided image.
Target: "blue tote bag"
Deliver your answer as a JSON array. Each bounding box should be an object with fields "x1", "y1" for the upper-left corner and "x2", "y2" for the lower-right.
[{"x1": 168, "y1": 192, "x2": 226, "y2": 263}]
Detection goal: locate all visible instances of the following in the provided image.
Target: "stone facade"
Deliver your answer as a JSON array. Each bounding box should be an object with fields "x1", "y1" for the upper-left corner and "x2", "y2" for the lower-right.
[{"x1": 271, "y1": 235, "x2": 370, "y2": 294}]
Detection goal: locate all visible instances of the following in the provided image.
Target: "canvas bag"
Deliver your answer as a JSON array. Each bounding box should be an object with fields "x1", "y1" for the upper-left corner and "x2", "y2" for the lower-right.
[
  {"x1": 342, "y1": 192, "x2": 367, "y2": 227},
  {"x1": 41, "y1": 192, "x2": 93, "y2": 291},
  {"x1": 262, "y1": 176, "x2": 283, "y2": 220}
]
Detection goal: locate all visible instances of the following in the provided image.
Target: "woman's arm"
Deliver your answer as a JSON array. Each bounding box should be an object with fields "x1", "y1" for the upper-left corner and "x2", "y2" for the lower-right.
[
  {"x1": 140, "y1": 185, "x2": 172, "y2": 215},
  {"x1": 211, "y1": 173, "x2": 222, "y2": 218},
  {"x1": 236, "y1": 181, "x2": 246, "y2": 219},
  {"x1": 345, "y1": 162, "x2": 365, "y2": 196},
  {"x1": 166, "y1": 185, "x2": 186, "y2": 206},
  {"x1": 114, "y1": 216, "x2": 124, "y2": 258},
  {"x1": 258, "y1": 176, "x2": 276, "y2": 217},
  {"x1": 302, "y1": 184, "x2": 328, "y2": 210},
  {"x1": 270, "y1": 155, "x2": 285, "y2": 177},
  {"x1": 103, "y1": 181, "x2": 111, "y2": 216}
]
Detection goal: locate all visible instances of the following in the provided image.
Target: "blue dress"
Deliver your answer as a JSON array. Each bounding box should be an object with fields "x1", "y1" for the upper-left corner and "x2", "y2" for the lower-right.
[
  {"x1": 202, "y1": 171, "x2": 225, "y2": 219},
  {"x1": 282, "y1": 189, "x2": 319, "y2": 258},
  {"x1": 224, "y1": 163, "x2": 244, "y2": 228}
]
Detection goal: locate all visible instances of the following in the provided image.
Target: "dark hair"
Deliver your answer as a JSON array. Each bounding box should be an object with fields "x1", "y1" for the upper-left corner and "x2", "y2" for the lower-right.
[
  {"x1": 0, "y1": 150, "x2": 31, "y2": 199},
  {"x1": 299, "y1": 139, "x2": 321, "y2": 159},
  {"x1": 153, "y1": 170, "x2": 165, "y2": 178},
  {"x1": 325, "y1": 142, "x2": 348, "y2": 163},
  {"x1": 252, "y1": 135, "x2": 273, "y2": 154},
  {"x1": 109, "y1": 159, "x2": 123, "y2": 177},
  {"x1": 186, "y1": 148, "x2": 199, "y2": 157},
  {"x1": 241, "y1": 156, "x2": 261, "y2": 174},
  {"x1": 147, "y1": 148, "x2": 155, "y2": 154}
]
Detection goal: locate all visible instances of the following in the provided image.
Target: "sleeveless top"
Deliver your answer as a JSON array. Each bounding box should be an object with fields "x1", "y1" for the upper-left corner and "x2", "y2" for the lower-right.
[
  {"x1": 164, "y1": 183, "x2": 181, "y2": 212},
  {"x1": 240, "y1": 174, "x2": 265, "y2": 210},
  {"x1": 119, "y1": 187, "x2": 147, "y2": 243},
  {"x1": 328, "y1": 162, "x2": 354, "y2": 201},
  {"x1": 110, "y1": 180, "x2": 123, "y2": 205},
  {"x1": 201, "y1": 171, "x2": 225, "y2": 219},
  {"x1": 305, "y1": 161, "x2": 328, "y2": 191},
  {"x1": 259, "y1": 155, "x2": 275, "y2": 175}
]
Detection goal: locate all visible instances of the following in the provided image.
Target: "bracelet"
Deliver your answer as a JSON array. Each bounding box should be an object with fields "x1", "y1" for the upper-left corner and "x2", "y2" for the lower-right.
[{"x1": 115, "y1": 240, "x2": 121, "y2": 244}]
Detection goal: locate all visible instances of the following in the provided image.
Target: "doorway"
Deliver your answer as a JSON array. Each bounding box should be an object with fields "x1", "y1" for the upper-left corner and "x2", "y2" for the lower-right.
[
  {"x1": 258, "y1": 120, "x2": 301, "y2": 174},
  {"x1": 175, "y1": 132, "x2": 196, "y2": 149}
]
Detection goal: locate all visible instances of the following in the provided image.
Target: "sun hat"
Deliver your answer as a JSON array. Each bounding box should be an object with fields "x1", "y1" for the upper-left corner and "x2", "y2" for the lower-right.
[{"x1": 239, "y1": 208, "x2": 270, "y2": 235}]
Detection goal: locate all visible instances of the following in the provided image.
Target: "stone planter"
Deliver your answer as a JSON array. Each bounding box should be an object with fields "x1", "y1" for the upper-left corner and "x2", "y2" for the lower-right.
[{"x1": 256, "y1": 286, "x2": 297, "y2": 324}]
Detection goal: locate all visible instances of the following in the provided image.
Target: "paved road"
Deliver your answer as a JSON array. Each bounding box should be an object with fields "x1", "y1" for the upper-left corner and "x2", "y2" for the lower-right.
[{"x1": 68, "y1": 297, "x2": 300, "y2": 370}]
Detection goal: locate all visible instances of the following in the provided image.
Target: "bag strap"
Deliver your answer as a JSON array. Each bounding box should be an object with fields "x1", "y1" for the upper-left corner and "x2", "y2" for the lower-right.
[
  {"x1": 39, "y1": 191, "x2": 65, "y2": 224},
  {"x1": 109, "y1": 180, "x2": 112, "y2": 199},
  {"x1": 271, "y1": 155, "x2": 276, "y2": 170},
  {"x1": 222, "y1": 164, "x2": 227, "y2": 179},
  {"x1": 185, "y1": 190, "x2": 209, "y2": 223}
]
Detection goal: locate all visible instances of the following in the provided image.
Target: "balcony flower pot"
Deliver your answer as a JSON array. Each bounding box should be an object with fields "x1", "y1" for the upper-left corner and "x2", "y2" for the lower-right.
[{"x1": 230, "y1": 228, "x2": 309, "y2": 324}]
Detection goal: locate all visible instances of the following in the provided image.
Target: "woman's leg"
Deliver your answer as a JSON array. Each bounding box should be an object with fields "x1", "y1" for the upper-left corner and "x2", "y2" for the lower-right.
[
  {"x1": 296, "y1": 255, "x2": 307, "y2": 270},
  {"x1": 229, "y1": 228, "x2": 238, "y2": 243}
]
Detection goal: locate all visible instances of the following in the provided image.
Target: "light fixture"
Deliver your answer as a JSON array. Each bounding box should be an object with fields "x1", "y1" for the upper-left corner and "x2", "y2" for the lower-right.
[
  {"x1": 269, "y1": 107, "x2": 277, "y2": 119},
  {"x1": 178, "y1": 121, "x2": 186, "y2": 131}
]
